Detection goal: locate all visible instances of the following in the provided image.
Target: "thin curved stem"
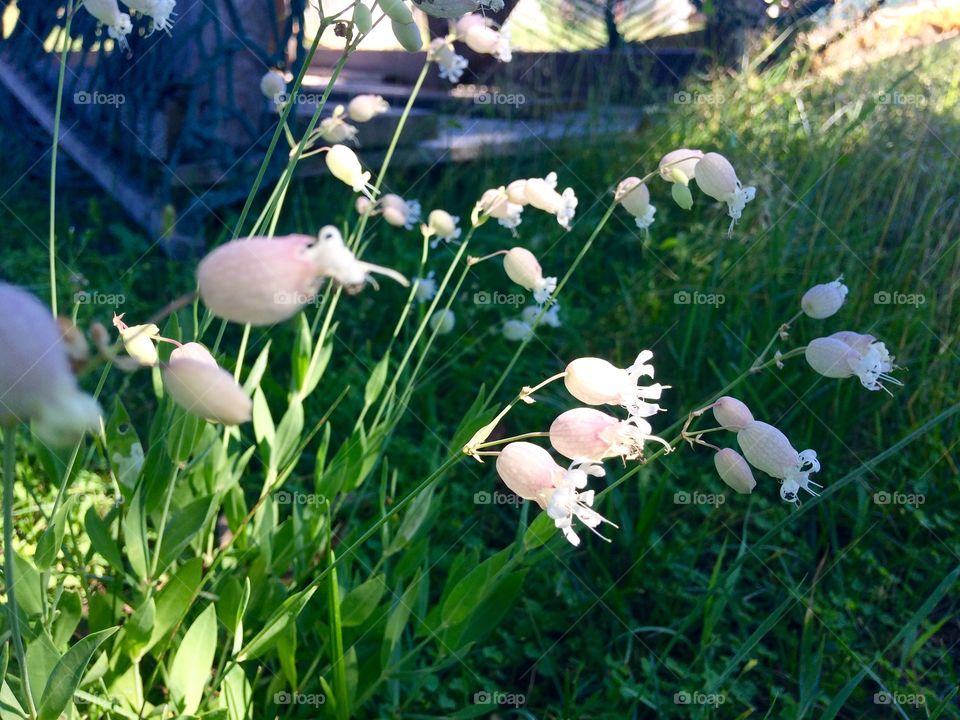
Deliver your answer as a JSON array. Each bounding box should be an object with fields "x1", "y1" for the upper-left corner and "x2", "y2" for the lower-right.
[{"x1": 48, "y1": 2, "x2": 75, "y2": 316}]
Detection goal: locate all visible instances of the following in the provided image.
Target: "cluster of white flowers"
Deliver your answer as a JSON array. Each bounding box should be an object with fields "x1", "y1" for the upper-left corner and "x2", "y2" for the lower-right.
[
  {"x1": 475, "y1": 172, "x2": 578, "y2": 232},
  {"x1": 428, "y1": 12, "x2": 512, "y2": 84},
  {"x1": 83, "y1": 0, "x2": 176, "y2": 52}
]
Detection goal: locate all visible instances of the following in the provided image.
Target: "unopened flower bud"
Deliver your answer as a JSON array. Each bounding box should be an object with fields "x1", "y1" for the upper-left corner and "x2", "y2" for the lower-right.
[
  {"x1": 801, "y1": 277, "x2": 848, "y2": 319},
  {"x1": 347, "y1": 94, "x2": 389, "y2": 123},
  {"x1": 495, "y1": 441, "x2": 561, "y2": 506},
  {"x1": 659, "y1": 148, "x2": 703, "y2": 183},
  {"x1": 116, "y1": 320, "x2": 161, "y2": 367},
  {"x1": 616, "y1": 177, "x2": 656, "y2": 231},
  {"x1": 380, "y1": 194, "x2": 421, "y2": 229},
  {"x1": 427, "y1": 209, "x2": 461, "y2": 244},
  {"x1": 714, "y1": 448, "x2": 756, "y2": 494},
  {"x1": 353, "y1": 2, "x2": 373, "y2": 33},
  {"x1": 325, "y1": 144, "x2": 373, "y2": 196},
  {"x1": 162, "y1": 343, "x2": 252, "y2": 425},
  {"x1": 503, "y1": 247, "x2": 556, "y2": 303},
  {"x1": 380, "y1": 0, "x2": 413, "y2": 23},
  {"x1": 671, "y1": 182, "x2": 694, "y2": 210},
  {"x1": 712, "y1": 396, "x2": 753, "y2": 431},
  {"x1": 259, "y1": 70, "x2": 286, "y2": 101},
  {"x1": 392, "y1": 19, "x2": 423, "y2": 51}
]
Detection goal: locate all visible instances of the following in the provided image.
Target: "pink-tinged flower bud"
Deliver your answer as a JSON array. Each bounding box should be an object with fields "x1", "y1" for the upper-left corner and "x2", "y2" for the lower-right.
[
  {"x1": 259, "y1": 70, "x2": 286, "y2": 101},
  {"x1": 455, "y1": 13, "x2": 488, "y2": 35},
  {"x1": 503, "y1": 247, "x2": 556, "y2": 304},
  {"x1": 380, "y1": 0, "x2": 414, "y2": 23},
  {"x1": 801, "y1": 277, "x2": 848, "y2": 319},
  {"x1": 712, "y1": 396, "x2": 754, "y2": 431},
  {"x1": 355, "y1": 196, "x2": 374, "y2": 215},
  {"x1": 429, "y1": 309, "x2": 455, "y2": 335},
  {"x1": 694, "y1": 152, "x2": 756, "y2": 232},
  {"x1": 197, "y1": 235, "x2": 324, "y2": 325},
  {"x1": 325, "y1": 145, "x2": 374, "y2": 197},
  {"x1": 460, "y1": 24, "x2": 511, "y2": 61},
  {"x1": 347, "y1": 94, "x2": 389, "y2": 123},
  {"x1": 475, "y1": 188, "x2": 523, "y2": 229},
  {"x1": 495, "y1": 441, "x2": 561, "y2": 506},
  {"x1": 0, "y1": 283, "x2": 102, "y2": 446},
  {"x1": 616, "y1": 177, "x2": 656, "y2": 231},
  {"x1": 806, "y1": 334, "x2": 901, "y2": 392},
  {"x1": 737, "y1": 420, "x2": 821, "y2": 502},
  {"x1": 162, "y1": 343, "x2": 252, "y2": 425},
  {"x1": 392, "y1": 19, "x2": 423, "y2": 51},
  {"x1": 549, "y1": 407, "x2": 667, "y2": 461},
  {"x1": 714, "y1": 448, "x2": 756, "y2": 494},
  {"x1": 659, "y1": 148, "x2": 703, "y2": 184}
]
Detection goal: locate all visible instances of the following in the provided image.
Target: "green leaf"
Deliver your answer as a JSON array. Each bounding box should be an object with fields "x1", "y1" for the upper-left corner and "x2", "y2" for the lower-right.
[
  {"x1": 237, "y1": 586, "x2": 316, "y2": 661},
  {"x1": 441, "y1": 550, "x2": 510, "y2": 627},
  {"x1": 384, "y1": 484, "x2": 434, "y2": 556},
  {"x1": 220, "y1": 664, "x2": 253, "y2": 720},
  {"x1": 382, "y1": 571, "x2": 422, "y2": 664},
  {"x1": 51, "y1": 591, "x2": 83, "y2": 648},
  {"x1": 252, "y1": 387, "x2": 275, "y2": 449},
  {"x1": 145, "y1": 558, "x2": 204, "y2": 655},
  {"x1": 523, "y1": 511, "x2": 555, "y2": 550},
  {"x1": 123, "y1": 485, "x2": 150, "y2": 582},
  {"x1": 84, "y1": 506, "x2": 125, "y2": 574},
  {"x1": 35, "y1": 496, "x2": 77, "y2": 570},
  {"x1": 169, "y1": 604, "x2": 217, "y2": 715},
  {"x1": 124, "y1": 597, "x2": 156, "y2": 660},
  {"x1": 362, "y1": 352, "x2": 390, "y2": 409},
  {"x1": 340, "y1": 575, "x2": 386, "y2": 627},
  {"x1": 272, "y1": 397, "x2": 304, "y2": 471},
  {"x1": 299, "y1": 331, "x2": 334, "y2": 399},
  {"x1": 165, "y1": 405, "x2": 208, "y2": 463},
  {"x1": 105, "y1": 398, "x2": 143, "y2": 494},
  {"x1": 27, "y1": 634, "x2": 61, "y2": 709},
  {"x1": 155, "y1": 495, "x2": 216, "y2": 576},
  {"x1": 11, "y1": 552, "x2": 43, "y2": 616},
  {"x1": 242, "y1": 340, "x2": 272, "y2": 394},
  {"x1": 37, "y1": 627, "x2": 117, "y2": 720}
]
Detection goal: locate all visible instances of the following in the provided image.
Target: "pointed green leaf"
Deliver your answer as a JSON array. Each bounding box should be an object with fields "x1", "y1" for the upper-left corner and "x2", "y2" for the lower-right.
[{"x1": 37, "y1": 627, "x2": 117, "y2": 720}]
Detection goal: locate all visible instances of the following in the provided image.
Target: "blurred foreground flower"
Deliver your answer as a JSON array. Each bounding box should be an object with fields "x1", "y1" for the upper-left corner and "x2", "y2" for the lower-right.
[
  {"x1": 125, "y1": 0, "x2": 176, "y2": 34},
  {"x1": 346, "y1": 94, "x2": 389, "y2": 122},
  {"x1": 429, "y1": 38, "x2": 468, "y2": 84},
  {"x1": 0, "y1": 283, "x2": 102, "y2": 447},
  {"x1": 381, "y1": 193, "x2": 421, "y2": 230},
  {"x1": 456, "y1": 14, "x2": 511, "y2": 61}
]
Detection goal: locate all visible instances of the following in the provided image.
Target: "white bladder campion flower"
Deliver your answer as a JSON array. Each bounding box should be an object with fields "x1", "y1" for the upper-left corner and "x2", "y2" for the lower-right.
[
  {"x1": 712, "y1": 396, "x2": 754, "y2": 432},
  {"x1": 549, "y1": 407, "x2": 669, "y2": 462},
  {"x1": 805, "y1": 332, "x2": 902, "y2": 392},
  {"x1": 325, "y1": 144, "x2": 374, "y2": 198},
  {"x1": 616, "y1": 177, "x2": 656, "y2": 231},
  {"x1": 112, "y1": 314, "x2": 160, "y2": 367},
  {"x1": 521, "y1": 303, "x2": 561, "y2": 328},
  {"x1": 564, "y1": 350, "x2": 666, "y2": 424},
  {"x1": 520, "y1": 172, "x2": 578, "y2": 229},
  {"x1": 428, "y1": 37, "x2": 469, "y2": 84},
  {"x1": 380, "y1": 193, "x2": 421, "y2": 230},
  {"x1": 413, "y1": 0, "x2": 503, "y2": 19},
  {"x1": 495, "y1": 442, "x2": 615, "y2": 546},
  {"x1": 347, "y1": 94, "x2": 389, "y2": 123},
  {"x1": 801, "y1": 276, "x2": 849, "y2": 319},
  {"x1": 737, "y1": 420, "x2": 821, "y2": 503},
  {"x1": 429, "y1": 309, "x2": 456, "y2": 335},
  {"x1": 659, "y1": 148, "x2": 703, "y2": 184},
  {"x1": 124, "y1": 0, "x2": 176, "y2": 34},
  {"x1": 319, "y1": 108, "x2": 358, "y2": 144},
  {"x1": 84, "y1": 0, "x2": 133, "y2": 52},
  {"x1": 714, "y1": 448, "x2": 757, "y2": 494},
  {"x1": 414, "y1": 271, "x2": 437, "y2": 303},
  {"x1": 694, "y1": 152, "x2": 756, "y2": 232},
  {"x1": 426, "y1": 209, "x2": 461, "y2": 246},
  {"x1": 456, "y1": 15, "x2": 512, "y2": 62},
  {"x1": 162, "y1": 343, "x2": 251, "y2": 425},
  {"x1": 0, "y1": 283, "x2": 102, "y2": 447},
  {"x1": 503, "y1": 247, "x2": 556, "y2": 304},
  {"x1": 197, "y1": 229, "x2": 408, "y2": 325},
  {"x1": 475, "y1": 188, "x2": 523, "y2": 230},
  {"x1": 260, "y1": 70, "x2": 287, "y2": 102}
]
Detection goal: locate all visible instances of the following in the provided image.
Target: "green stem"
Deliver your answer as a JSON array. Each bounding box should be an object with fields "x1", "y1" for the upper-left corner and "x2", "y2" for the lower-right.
[
  {"x1": 48, "y1": 2, "x2": 75, "y2": 316},
  {"x1": 3, "y1": 428, "x2": 36, "y2": 718},
  {"x1": 750, "y1": 310, "x2": 803, "y2": 371}
]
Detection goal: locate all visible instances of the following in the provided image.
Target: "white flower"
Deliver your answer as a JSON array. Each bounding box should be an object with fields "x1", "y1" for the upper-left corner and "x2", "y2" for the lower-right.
[
  {"x1": 737, "y1": 420, "x2": 821, "y2": 503},
  {"x1": 503, "y1": 247, "x2": 556, "y2": 304},
  {"x1": 162, "y1": 343, "x2": 252, "y2": 425},
  {"x1": 457, "y1": 16, "x2": 511, "y2": 61},
  {"x1": 616, "y1": 177, "x2": 656, "y2": 232},
  {"x1": 346, "y1": 94, "x2": 389, "y2": 123},
  {"x1": 84, "y1": 0, "x2": 133, "y2": 52},
  {"x1": 475, "y1": 188, "x2": 523, "y2": 230},
  {"x1": 414, "y1": 271, "x2": 437, "y2": 303},
  {"x1": 801, "y1": 276, "x2": 848, "y2": 319},
  {"x1": 805, "y1": 333, "x2": 902, "y2": 393},
  {"x1": 325, "y1": 145, "x2": 374, "y2": 198},
  {"x1": 319, "y1": 109, "x2": 359, "y2": 144},
  {"x1": 564, "y1": 350, "x2": 667, "y2": 424},
  {"x1": 381, "y1": 194, "x2": 421, "y2": 230},
  {"x1": 426, "y1": 209, "x2": 461, "y2": 247},
  {"x1": 521, "y1": 172, "x2": 577, "y2": 229},
  {"x1": 112, "y1": 315, "x2": 160, "y2": 366},
  {"x1": 260, "y1": 70, "x2": 287, "y2": 103},
  {"x1": 549, "y1": 407, "x2": 669, "y2": 462},
  {"x1": 311, "y1": 226, "x2": 409, "y2": 291},
  {"x1": 521, "y1": 303, "x2": 561, "y2": 328},
  {"x1": 658, "y1": 148, "x2": 703, "y2": 184},
  {"x1": 502, "y1": 319, "x2": 532, "y2": 341},
  {"x1": 124, "y1": 0, "x2": 176, "y2": 34},
  {"x1": 712, "y1": 396, "x2": 754, "y2": 431},
  {"x1": 428, "y1": 37, "x2": 469, "y2": 84},
  {"x1": 694, "y1": 152, "x2": 756, "y2": 233},
  {"x1": 546, "y1": 460, "x2": 615, "y2": 546},
  {"x1": 429, "y1": 309, "x2": 455, "y2": 335}
]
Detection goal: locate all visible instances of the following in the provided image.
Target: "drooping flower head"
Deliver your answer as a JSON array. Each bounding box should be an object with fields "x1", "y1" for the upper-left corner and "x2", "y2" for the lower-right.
[
  {"x1": 456, "y1": 14, "x2": 511, "y2": 61},
  {"x1": 495, "y1": 442, "x2": 615, "y2": 546},
  {"x1": 737, "y1": 420, "x2": 821, "y2": 503},
  {"x1": 162, "y1": 343, "x2": 251, "y2": 425},
  {"x1": 801, "y1": 276, "x2": 848, "y2": 319},
  {"x1": 380, "y1": 193, "x2": 422, "y2": 230},
  {"x1": 502, "y1": 247, "x2": 556, "y2": 304},
  {"x1": 325, "y1": 144, "x2": 375, "y2": 198},
  {"x1": 426, "y1": 209, "x2": 461, "y2": 247},
  {"x1": 84, "y1": 0, "x2": 133, "y2": 52},
  {"x1": 124, "y1": 0, "x2": 176, "y2": 34},
  {"x1": 112, "y1": 314, "x2": 160, "y2": 367},
  {"x1": 518, "y1": 172, "x2": 577, "y2": 229},
  {"x1": 319, "y1": 107, "x2": 359, "y2": 144},
  {"x1": 428, "y1": 37, "x2": 469, "y2": 84},
  {"x1": 805, "y1": 332, "x2": 902, "y2": 393},
  {"x1": 693, "y1": 152, "x2": 756, "y2": 232},
  {"x1": 564, "y1": 350, "x2": 666, "y2": 424},
  {"x1": 346, "y1": 94, "x2": 389, "y2": 123},
  {"x1": 414, "y1": 271, "x2": 437, "y2": 303},
  {"x1": 658, "y1": 148, "x2": 703, "y2": 185},
  {"x1": 549, "y1": 407, "x2": 669, "y2": 462},
  {"x1": 616, "y1": 177, "x2": 656, "y2": 232},
  {"x1": 521, "y1": 303, "x2": 561, "y2": 328},
  {"x1": 475, "y1": 187, "x2": 523, "y2": 230},
  {"x1": 714, "y1": 448, "x2": 757, "y2": 494},
  {"x1": 712, "y1": 396, "x2": 754, "y2": 431},
  {"x1": 0, "y1": 283, "x2": 102, "y2": 447},
  {"x1": 260, "y1": 70, "x2": 287, "y2": 103}
]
